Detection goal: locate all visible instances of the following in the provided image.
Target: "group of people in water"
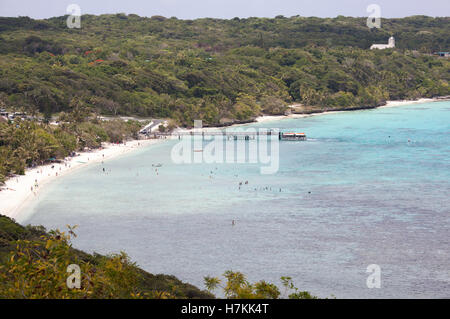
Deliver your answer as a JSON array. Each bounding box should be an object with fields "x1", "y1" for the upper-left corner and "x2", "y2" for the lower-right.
[{"x1": 238, "y1": 181, "x2": 283, "y2": 193}]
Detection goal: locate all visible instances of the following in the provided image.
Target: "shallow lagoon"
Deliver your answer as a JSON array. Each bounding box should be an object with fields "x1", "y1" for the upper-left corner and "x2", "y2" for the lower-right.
[{"x1": 22, "y1": 101, "x2": 450, "y2": 298}]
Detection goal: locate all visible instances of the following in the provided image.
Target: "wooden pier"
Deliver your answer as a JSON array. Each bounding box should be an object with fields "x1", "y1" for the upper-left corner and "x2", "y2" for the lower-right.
[
  {"x1": 279, "y1": 132, "x2": 307, "y2": 141},
  {"x1": 151, "y1": 130, "x2": 307, "y2": 141}
]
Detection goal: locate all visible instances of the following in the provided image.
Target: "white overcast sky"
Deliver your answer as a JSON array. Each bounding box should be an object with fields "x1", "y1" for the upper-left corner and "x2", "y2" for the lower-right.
[{"x1": 0, "y1": 0, "x2": 449, "y2": 19}]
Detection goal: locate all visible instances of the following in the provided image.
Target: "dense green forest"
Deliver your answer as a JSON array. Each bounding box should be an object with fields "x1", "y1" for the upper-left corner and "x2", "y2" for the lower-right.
[
  {"x1": 0, "y1": 215, "x2": 315, "y2": 299},
  {"x1": 0, "y1": 15, "x2": 449, "y2": 126},
  {"x1": 1, "y1": 14, "x2": 447, "y2": 299}
]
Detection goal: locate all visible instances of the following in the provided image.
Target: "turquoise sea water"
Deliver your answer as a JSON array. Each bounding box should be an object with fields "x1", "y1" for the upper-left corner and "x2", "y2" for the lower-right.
[{"x1": 21, "y1": 101, "x2": 450, "y2": 298}]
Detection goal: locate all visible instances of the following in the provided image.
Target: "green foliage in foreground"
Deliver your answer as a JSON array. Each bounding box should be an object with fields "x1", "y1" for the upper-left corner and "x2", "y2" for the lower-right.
[
  {"x1": 0, "y1": 104, "x2": 143, "y2": 184},
  {"x1": 204, "y1": 272, "x2": 317, "y2": 299},
  {"x1": 0, "y1": 215, "x2": 318, "y2": 299},
  {"x1": 0, "y1": 215, "x2": 213, "y2": 299},
  {"x1": 0, "y1": 15, "x2": 449, "y2": 126}
]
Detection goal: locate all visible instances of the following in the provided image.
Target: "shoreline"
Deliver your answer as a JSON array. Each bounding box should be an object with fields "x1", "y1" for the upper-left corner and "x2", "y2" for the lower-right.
[
  {"x1": 165, "y1": 96, "x2": 450, "y2": 132},
  {"x1": 0, "y1": 138, "x2": 163, "y2": 222},
  {"x1": 2, "y1": 96, "x2": 449, "y2": 222},
  {"x1": 254, "y1": 96, "x2": 450, "y2": 124}
]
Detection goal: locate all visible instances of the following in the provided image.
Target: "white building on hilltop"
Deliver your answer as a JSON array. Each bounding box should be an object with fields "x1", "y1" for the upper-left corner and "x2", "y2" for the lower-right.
[{"x1": 370, "y1": 36, "x2": 395, "y2": 50}]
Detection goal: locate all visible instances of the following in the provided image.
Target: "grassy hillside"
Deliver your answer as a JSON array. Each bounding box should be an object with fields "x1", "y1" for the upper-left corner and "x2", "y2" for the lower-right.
[
  {"x1": 0, "y1": 215, "x2": 318, "y2": 299},
  {"x1": 0, "y1": 15, "x2": 449, "y2": 126},
  {"x1": 0, "y1": 215, "x2": 214, "y2": 298}
]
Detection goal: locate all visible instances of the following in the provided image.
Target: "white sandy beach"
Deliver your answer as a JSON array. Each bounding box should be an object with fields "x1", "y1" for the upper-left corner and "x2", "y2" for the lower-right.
[
  {"x1": 0, "y1": 139, "x2": 162, "y2": 221},
  {"x1": 255, "y1": 113, "x2": 310, "y2": 123},
  {"x1": 255, "y1": 97, "x2": 450, "y2": 124},
  {"x1": 173, "y1": 97, "x2": 449, "y2": 130},
  {"x1": 380, "y1": 97, "x2": 441, "y2": 108},
  {"x1": 2, "y1": 96, "x2": 449, "y2": 223}
]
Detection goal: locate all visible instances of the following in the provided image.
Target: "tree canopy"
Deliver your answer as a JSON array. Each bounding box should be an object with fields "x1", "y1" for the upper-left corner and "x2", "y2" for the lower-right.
[{"x1": 0, "y1": 15, "x2": 448, "y2": 127}]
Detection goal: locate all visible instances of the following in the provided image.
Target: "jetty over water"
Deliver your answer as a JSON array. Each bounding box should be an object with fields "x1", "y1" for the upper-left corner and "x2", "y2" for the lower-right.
[
  {"x1": 279, "y1": 132, "x2": 307, "y2": 141},
  {"x1": 152, "y1": 130, "x2": 307, "y2": 141}
]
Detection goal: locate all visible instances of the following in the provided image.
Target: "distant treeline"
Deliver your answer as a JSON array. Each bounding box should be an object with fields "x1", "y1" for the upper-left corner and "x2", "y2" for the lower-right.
[{"x1": 0, "y1": 15, "x2": 449, "y2": 126}]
